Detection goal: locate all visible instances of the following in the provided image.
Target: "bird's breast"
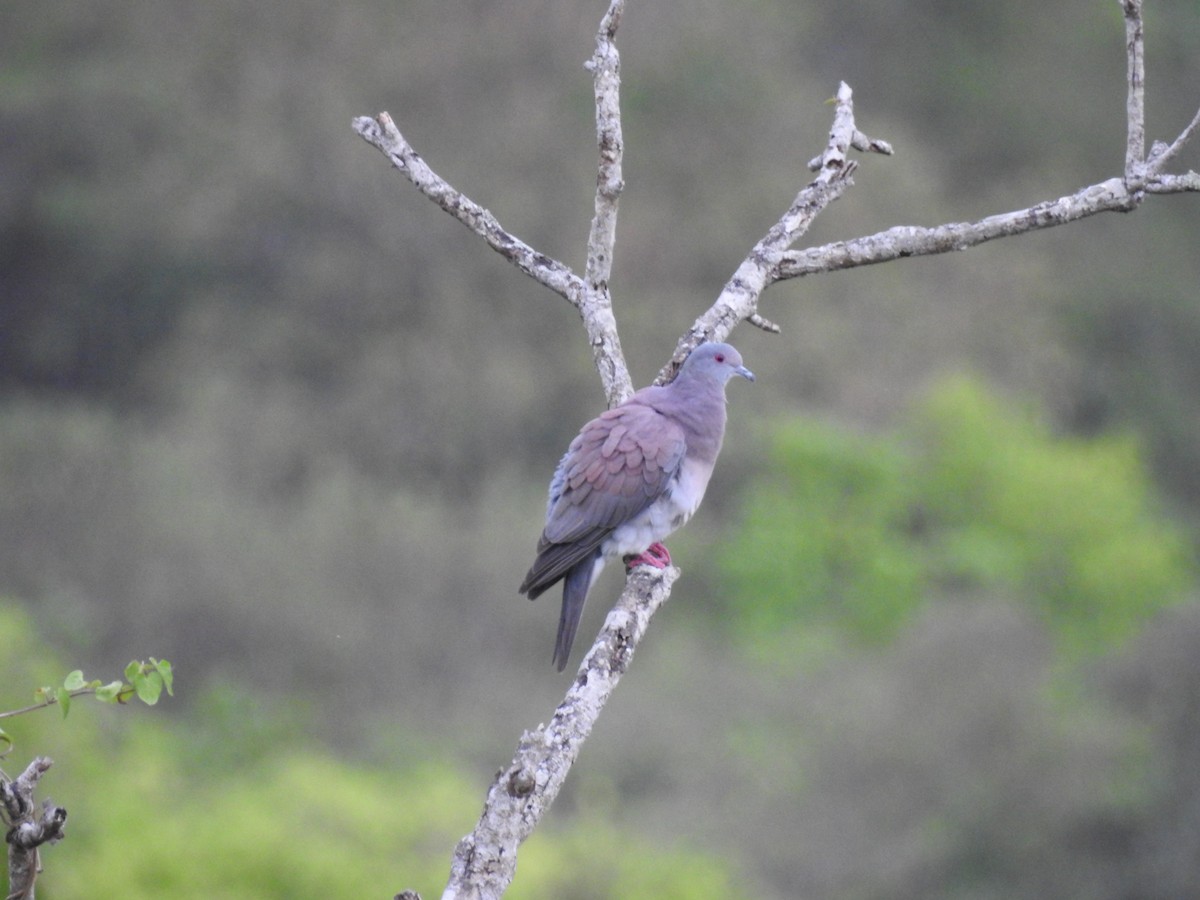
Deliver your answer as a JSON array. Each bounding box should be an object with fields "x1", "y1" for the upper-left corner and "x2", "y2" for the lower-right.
[{"x1": 604, "y1": 455, "x2": 713, "y2": 559}]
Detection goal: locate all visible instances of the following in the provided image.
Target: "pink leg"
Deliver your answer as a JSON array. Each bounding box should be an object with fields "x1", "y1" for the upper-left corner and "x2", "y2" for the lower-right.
[{"x1": 624, "y1": 542, "x2": 672, "y2": 571}]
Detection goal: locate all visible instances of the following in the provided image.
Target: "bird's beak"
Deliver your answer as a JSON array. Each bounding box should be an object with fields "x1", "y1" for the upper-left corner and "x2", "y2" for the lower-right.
[{"x1": 736, "y1": 365, "x2": 755, "y2": 382}]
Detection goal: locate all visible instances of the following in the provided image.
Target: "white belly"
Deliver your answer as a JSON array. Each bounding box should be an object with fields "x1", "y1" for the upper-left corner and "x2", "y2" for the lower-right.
[{"x1": 605, "y1": 456, "x2": 712, "y2": 559}]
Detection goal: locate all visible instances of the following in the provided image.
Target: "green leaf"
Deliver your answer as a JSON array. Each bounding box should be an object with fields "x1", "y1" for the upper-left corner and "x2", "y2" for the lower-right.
[
  {"x1": 56, "y1": 686, "x2": 72, "y2": 718},
  {"x1": 134, "y1": 671, "x2": 163, "y2": 706},
  {"x1": 94, "y1": 681, "x2": 125, "y2": 703},
  {"x1": 152, "y1": 658, "x2": 174, "y2": 696},
  {"x1": 0, "y1": 727, "x2": 11, "y2": 756},
  {"x1": 124, "y1": 660, "x2": 142, "y2": 683},
  {"x1": 63, "y1": 669, "x2": 87, "y2": 691}
]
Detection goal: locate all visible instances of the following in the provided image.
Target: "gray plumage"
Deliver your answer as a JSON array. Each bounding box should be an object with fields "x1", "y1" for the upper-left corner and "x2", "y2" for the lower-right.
[{"x1": 519, "y1": 342, "x2": 754, "y2": 670}]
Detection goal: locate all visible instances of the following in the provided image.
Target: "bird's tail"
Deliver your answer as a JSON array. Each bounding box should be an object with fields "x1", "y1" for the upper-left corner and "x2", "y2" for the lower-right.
[{"x1": 553, "y1": 555, "x2": 599, "y2": 671}]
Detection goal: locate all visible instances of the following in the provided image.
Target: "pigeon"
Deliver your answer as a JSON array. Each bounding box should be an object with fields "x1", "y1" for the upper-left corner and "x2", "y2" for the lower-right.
[{"x1": 520, "y1": 342, "x2": 754, "y2": 670}]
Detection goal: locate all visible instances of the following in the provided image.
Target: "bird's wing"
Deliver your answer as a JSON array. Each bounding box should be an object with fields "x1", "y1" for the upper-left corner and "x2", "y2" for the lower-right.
[{"x1": 519, "y1": 402, "x2": 686, "y2": 596}]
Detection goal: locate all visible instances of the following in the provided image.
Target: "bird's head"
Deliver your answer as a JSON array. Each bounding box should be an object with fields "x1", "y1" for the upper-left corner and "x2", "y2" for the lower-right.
[{"x1": 681, "y1": 342, "x2": 755, "y2": 386}]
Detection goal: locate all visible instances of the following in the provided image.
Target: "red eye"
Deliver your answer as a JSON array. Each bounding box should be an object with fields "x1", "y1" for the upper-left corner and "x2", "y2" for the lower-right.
[{"x1": 715, "y1": 353, "x2": 725, "y2": 363}]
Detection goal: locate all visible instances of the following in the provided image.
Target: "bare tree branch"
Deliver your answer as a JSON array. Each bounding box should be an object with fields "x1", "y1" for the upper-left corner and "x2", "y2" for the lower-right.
[
  {"x1": 582, "y1": 0, "x2": 633, "y2": 404},
  {"x1": 379, "y1": 71, "x2": 891, "y2": 900},
  {"x1": 354, "y1": 1, "x2": 1198, "y2": 897},
  {"x1": 2, "y1": 757, "x2": 67, "y2": 900},
  {"x1": 1123, "y1": 0, "x2": 1147, "y2": 182},
  {"x1": 747, "y1": 312, "x2": 783, "y2": 334},
  {"x1": 1145, "y1": 170, "x2": 1200, "y2": 190},
  {"x1": 351, "y1": 2, "x2": 638, "y2": 410},
  {"x1": 350, "y1": 110, "x2": 634, "y2": 404},
  {"x1": 773, "y1": 0, "x2": 1199, "y2": 282},
  {"x1": 776, "y1": 170, "x2": 1199, "y2": 281},
  {"x1": 1146, "y1": 106, "x2": 1200, "y2": 174},
  {"x1": 439, "y1": 565, "x2": 678, "y2": 900},
  {"x1": 660, "y1": 81, "x2": 892, "y2": 381},
  {"x1": 351, "y1": 113, "x2": 583, "y2": 301},
  {"x1": 776, "y1": 176, "x2": 1143, "y2": 280}
]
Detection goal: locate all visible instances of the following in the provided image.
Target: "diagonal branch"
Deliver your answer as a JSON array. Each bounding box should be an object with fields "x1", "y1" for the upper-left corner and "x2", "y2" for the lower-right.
[
  {"x1": 660, "y1": 81, "x2": 893, "y2": 381},
  {"x1": 775, "y1": 170, "x2": 1199, "y2": 280},
  {"x1": 777, "y1": 177, "x2": 1139, "y2": 279},
  {"x1": 351, "y1": 108, "x2": 633, "y2": 405},
  {"x1": 351, "y1": 113, "x2": 585, "y2": 302},
  {"x1": 1146, "y1": 105, "x2": 1200, "y2": 174},
  {"x1": 439, "y1": 565, "x2": 678, "y2": 900}
]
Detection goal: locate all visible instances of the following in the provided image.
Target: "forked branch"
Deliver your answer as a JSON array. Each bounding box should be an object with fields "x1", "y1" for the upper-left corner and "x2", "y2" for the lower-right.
[
  {"x1": 352, "y1": 0, "x2": 633, "y2": 405},
  {"x1": 661, "y1": 81, "x2": 893, "y2": 381},
  {"x1": 352, "y1": 1, "x2": 1198, "y2": 897}
]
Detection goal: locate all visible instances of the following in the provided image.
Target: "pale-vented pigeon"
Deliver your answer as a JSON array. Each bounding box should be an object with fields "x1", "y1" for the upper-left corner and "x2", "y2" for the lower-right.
[{"x1": 520, "y1": 342, "x2": 754, "y2": 670}]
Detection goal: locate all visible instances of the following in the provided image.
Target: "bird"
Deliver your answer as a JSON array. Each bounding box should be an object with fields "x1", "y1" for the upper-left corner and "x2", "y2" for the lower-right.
[{"x1": 519, "y1": 342, "x2": 754, "y2": 670}]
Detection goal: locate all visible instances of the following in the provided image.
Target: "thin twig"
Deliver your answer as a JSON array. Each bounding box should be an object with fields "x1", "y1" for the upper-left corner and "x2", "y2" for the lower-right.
[
  {"x1": 0, "y1": 688, "x2": 98, "y2": 721},
  {"x1": 775, "y1": 159, "x2": 1199, "y2": 282},
  {"x1": 747, "y1": 312, "x2": 782, "y2": 334},
  {"x1": 583, "y1": 0, "x2": 625, "y2": 293},
  {"x1": 1146, "y1": 105, "x2": 1200, "y2": 173}
]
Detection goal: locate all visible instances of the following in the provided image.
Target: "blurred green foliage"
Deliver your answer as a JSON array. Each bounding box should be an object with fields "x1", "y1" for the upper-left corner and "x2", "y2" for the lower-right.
[
  {"x1": 720, "y1": 375, "x2": 1194, "y2": 658},
  {"x1": 913, "y1": 377, "x2": 1194, "y2": 652},
  {"x1": 717, "y1": 417, "x2": 923, "y2": 649},
  {"x1": 0, "y1": 603, "x2": 740, "y2": 900},
  {"x1": 1, "y1": 0, "x2": 1199, "y2": 897}
]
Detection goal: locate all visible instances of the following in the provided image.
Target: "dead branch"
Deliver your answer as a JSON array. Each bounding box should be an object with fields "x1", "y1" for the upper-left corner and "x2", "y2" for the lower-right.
[
  {"x1": 2, "y1": 758, "x2": 66, "y2": 900},
  {"x1": 353, "y1": 2, "x2": 1198, "y2": 897}
]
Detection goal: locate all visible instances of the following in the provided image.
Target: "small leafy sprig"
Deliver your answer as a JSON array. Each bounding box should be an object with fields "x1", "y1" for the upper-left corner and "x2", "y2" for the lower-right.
[{"x1": 0, "y1": 659, "x2": 173, "y2": 754}]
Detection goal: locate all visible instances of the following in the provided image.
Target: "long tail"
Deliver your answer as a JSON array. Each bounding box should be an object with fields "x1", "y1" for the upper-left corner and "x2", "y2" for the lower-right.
[{"x1": 554, "y1": 553, "x2": 602, "y2": 671}]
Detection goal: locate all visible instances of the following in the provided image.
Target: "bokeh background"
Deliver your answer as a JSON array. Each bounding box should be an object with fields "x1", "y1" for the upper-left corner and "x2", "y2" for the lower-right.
[{"x1": 3, "y1": 0, "x2": 1200, "y2": 896}]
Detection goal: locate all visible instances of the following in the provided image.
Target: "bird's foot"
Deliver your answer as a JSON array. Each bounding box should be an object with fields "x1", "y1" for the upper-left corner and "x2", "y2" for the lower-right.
[{"x1": 624, "y1": 542, "x2": 672, "y2": 572}]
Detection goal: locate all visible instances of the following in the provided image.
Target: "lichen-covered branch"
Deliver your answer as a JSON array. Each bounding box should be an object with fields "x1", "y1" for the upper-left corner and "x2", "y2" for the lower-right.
[
  {"x1": 356, "y1": 1, "x2": 1198, "y2": 897},
  {"x1": 1146, "y1": 106, "x2": 1200, "y2": 176},
  {"x1": 661, "y1": 81, "x2": 892, "y2": 381},
  {"x1": 774, "y1": 69, "x2": 1198, "y2": 281},
  {"x1": 350, "y1": 112, "x2": 632, "y2": 405},
  {"x1": 1122, "y1": 0, "x2": 1147, "y2": 182},
  {"x1": 412, "y1": 74, "x2": 889, "y2": 900},
  {"x1": 351, "y1": 0, "x2": 638, "y2": 410},
  {"x1": 438, "y1": 565, "x2": 678, "y2": 900},
  {"x1": 351, "y1": 113, "x2": 583, "y2": 301},
  {"x1": 582, "y1": 0, "x2": 634, "y2": 404},
  {"x1": 775, "y1": 176, "x2": 1152, "y2": 280},
  {"x1": 766, "y1": 1, "x2": 1198, "y2": 289}
]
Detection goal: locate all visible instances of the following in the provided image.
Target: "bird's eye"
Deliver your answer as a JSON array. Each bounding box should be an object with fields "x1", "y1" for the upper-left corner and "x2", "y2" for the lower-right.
[{"x1": 715, "y1": 353, "x2": 725, "y2": 363}]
